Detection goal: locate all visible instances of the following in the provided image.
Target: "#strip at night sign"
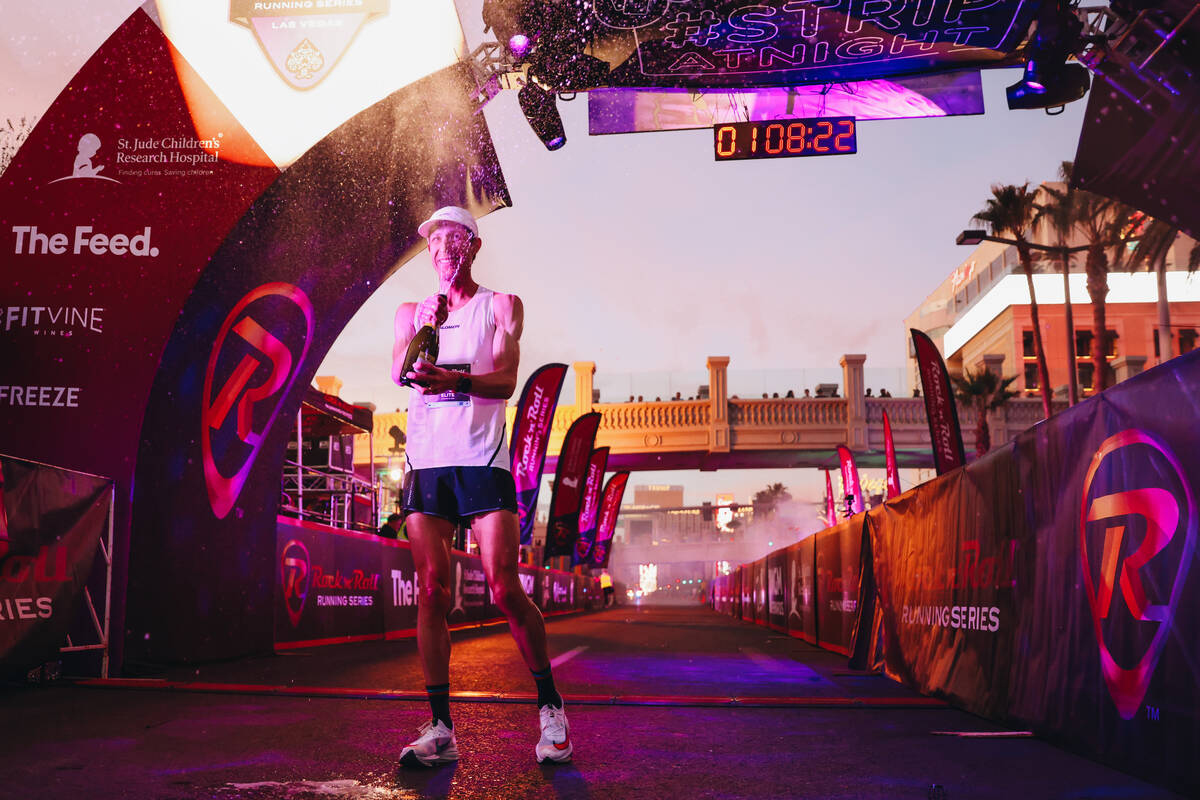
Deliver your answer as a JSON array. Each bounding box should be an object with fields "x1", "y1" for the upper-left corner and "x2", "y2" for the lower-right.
[
  {"x1": 595, "y1": 0, "x2": 1034, "y2": 87},
  {"x1": 713, "y1": 116, "x2": 856, "y2": 161}
]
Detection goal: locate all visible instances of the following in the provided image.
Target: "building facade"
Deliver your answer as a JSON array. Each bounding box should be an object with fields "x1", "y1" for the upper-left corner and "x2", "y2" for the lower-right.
[{"x1": 906, "y1": 187, "x2": 1200, "y2": 396}]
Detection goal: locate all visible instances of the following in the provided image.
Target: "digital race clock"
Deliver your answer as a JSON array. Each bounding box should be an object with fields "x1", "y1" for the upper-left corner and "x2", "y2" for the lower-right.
[{"x1": 713, "y1": 116, "x2": 856, "y2": 162}]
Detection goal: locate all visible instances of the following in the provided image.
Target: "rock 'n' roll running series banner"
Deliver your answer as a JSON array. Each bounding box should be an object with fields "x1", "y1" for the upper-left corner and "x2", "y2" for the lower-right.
[
  {"x1": 836, "y1": 444, "x2": 864, "y2": 515},
  {"x1": 0, "y1": 2, "x2": 509, "y2": 667},
  {"x1": 510, "y1": 364, "x2": 569, "y2": 545},
  {"x1": 713, "y1": 351, "x2": 1200, "y2": 795},
  {"x1": 273, "y1": 517, "x2": 599, "y2": 650},
  {"x1": 572, "y1": 447, "x2": 610, "y2": 567},
  {"x1": 589, "y1": 471, "x2": 631, "y2": 570},
  {"x1": 0, "y1": 456, "x2": 111, "y2": 674},
  {"x1": 544, "y1": 412, "x2": 602, "y2": 561},
  {"x1": 911, "y1": 328, "x2": 966, "y2": 474},
  {"x1": 883, "y1": 410, "x2": 901, "y2": 499},
  {"x1": 824, "y1": 470, "x2": 837, "y2": 528}
]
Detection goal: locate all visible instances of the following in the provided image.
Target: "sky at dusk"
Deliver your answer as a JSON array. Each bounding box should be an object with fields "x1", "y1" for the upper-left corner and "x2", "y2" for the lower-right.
[{"x1": 2, "y1": 1, "x2": 1089, "y2": 511}]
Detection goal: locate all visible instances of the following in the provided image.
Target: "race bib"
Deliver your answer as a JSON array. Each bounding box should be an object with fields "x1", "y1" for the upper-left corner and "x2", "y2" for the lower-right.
[{"x1": 423, "y1": 363, "x2": 471, "y2": 408}]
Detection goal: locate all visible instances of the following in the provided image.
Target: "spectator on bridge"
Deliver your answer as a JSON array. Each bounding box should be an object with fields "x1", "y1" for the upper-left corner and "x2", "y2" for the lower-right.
[
  {"x1": 913, "y1": 387, "x2": 921, "y2": 397},
  {"x1": 393, "y1": 205, "x2": 572, "y2": 769},
  {"x1": 672, "y1": 391, "x2": 682, "y2": 401},
  {"x1": 804, "y1": 388, "x2": 811, "y2": 398},
  {"x1": 879, "y1": 388, "x2": 892, "y2": 397},
  {"x1": 378, "y1": 512, "x2": 405, "y2": 540},
  {"x1": 785, "y1": 389, "x2": 794, "y2": 398},
  {"x1": 865, "y1": 388, "x2": 874, "y2": 397},
  {"x1": 637, "y1": 395, "x2": 644, "y2": 402}
]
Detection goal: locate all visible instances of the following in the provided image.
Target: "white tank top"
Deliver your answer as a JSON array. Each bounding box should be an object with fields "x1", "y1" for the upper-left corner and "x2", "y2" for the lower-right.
[{"x1": 405, "y1": 286, "x2": 510, "y2": 471}]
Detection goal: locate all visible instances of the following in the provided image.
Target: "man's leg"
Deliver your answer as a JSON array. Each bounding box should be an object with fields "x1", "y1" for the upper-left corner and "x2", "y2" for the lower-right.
[
  {"x1": 473, "y1": 509, "x2": 549, "y2": 672},
  {"x1": 399, "y1": 511, "x2": 460, "y2": 767},
  {"x1": 474, "y1": 509, "x2": 572, "y2": 763},
  {"x1": 407, "y1": 513, "x2": 455, "y2": 707}
]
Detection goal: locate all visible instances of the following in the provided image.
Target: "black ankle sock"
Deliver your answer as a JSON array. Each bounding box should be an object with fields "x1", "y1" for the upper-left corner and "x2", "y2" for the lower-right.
[
  {"x1": 426, "y1": 683, "x2": 451, "y2": 728},
  {"x1": 531, "y1": 665, "x2": 562, "y2": 709}
]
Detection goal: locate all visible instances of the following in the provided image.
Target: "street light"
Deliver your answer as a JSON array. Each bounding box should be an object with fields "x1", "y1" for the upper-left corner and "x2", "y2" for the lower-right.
[{"x1": 957, "y1": 229, "x2": 987, "y2": 246}]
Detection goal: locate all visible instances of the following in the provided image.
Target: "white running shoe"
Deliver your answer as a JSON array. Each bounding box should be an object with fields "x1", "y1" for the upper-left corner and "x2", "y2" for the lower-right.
[
  {"x1": 535, "y1": 704, "x2": 573, "y2": 763},
  {"x1": 399, "y1": 719, "x2": 459, "y2": 768}
]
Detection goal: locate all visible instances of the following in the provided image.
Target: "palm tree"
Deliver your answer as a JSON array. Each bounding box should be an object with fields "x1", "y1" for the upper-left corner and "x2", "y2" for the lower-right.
[
  {"x1": 1036, "y1": 165, "x2": 1083, "y2": 405},
  {"x1": 753, "y1": 482, "x2": 792, "y2": 520},
  {"x1": 1130, "y1": 218, "x2": 1200, "y2": 362},
  {"x1": 973, "y1": 183, "x2": 1052, "y2": 418},
  {"x1": 1070, "y1": 189, "x2": 1138, "y2": 393},
  {"x1": 951, "y1": 367, "x2": 1020, "y2": 457}
]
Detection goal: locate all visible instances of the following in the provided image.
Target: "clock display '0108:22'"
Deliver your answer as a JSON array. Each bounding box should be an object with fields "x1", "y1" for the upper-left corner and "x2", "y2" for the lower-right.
[{"x1": 713, "y1": 117, "x2": 856, "y2": 161}]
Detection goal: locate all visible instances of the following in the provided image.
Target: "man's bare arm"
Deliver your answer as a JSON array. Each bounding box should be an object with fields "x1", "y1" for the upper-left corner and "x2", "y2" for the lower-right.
[
  {"x1": 391, "y1": 302, "x2": 418, "y2": 385},
  {"x1": 405, "y1": 293, "x2": 523, "y2": 399}
]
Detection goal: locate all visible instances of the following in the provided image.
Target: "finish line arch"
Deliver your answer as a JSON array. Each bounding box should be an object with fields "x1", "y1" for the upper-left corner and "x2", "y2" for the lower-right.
[{"x1": 0, "y1": 6, "x2": 509, "y2": 667}]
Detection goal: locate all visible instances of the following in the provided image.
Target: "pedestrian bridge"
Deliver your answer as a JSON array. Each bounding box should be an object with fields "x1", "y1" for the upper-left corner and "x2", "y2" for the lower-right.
[{"x1": 358, "y1": 356, "x2": 1056, "y2": 472}]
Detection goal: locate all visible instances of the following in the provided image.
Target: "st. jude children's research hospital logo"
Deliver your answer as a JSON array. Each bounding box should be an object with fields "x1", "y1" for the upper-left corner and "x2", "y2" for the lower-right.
[{"x1": 1080, "y1": 429, "x2": 1196, "y2": 720}]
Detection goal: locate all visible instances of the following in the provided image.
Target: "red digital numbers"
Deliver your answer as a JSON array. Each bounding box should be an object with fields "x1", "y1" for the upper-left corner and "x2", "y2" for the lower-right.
[{"x1": 713, "y1": 116, "x2": 856, "y2": 161}]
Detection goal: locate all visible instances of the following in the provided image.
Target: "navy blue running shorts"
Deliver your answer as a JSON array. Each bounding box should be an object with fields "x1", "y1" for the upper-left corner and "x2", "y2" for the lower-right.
[{"x1": 401, "y1": 466, "x2": 517, "y2": 526}]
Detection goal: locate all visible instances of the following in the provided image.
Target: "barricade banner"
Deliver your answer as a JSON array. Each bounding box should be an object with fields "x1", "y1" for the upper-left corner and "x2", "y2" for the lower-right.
[
  {"x1": 911, "y1": 328, "x2": 967, "y2": 474},
  {"x1": 868, "y1": 452, "x2": 1027, "y2": 715},
  {"x1": 447, "y1": 551, "x2": 498, "y2": 625},
  {"x1": 786, "y1": 538, "x2": 817, "y2": 643},
  {"x1": 589, "y1": 471, "x2": 629, "y2": 569},
  {"x1": 815, "y1": 516, "x2": 864, "y2": 655},
  {"x1": 538, "y1": 569, "x2": 577, "y2": 614},
  {"x1": 752, "y1": 559, "x2": 769, "y2": 626},
  {"x1": 274, "y1": 518, "x2": 385, "y2": 648},
  {"x1": 510, "y1": 364, "x2": 568, "y2": 545},
  {"x1": 1005, "y1": 352, "x2": 1200, "y2": 792},
  {"x1": 0, "y1": 456, "x2": 111, "y2": 672},
  {"x1": 740, "y1": 564, "x2": 755, "y2": 623},
  {"x1": 381, "y1": 542, "x2": 419, "y2": 637},
  {"x1": 572, "y1": 447, "x2": 609, "y2": 566},
  {"x1": 766, "y1": 549, "x2": 788, "y2": 633},
  {"x1": 544, "y1": 412, "x2": 601, "y2": 560}
]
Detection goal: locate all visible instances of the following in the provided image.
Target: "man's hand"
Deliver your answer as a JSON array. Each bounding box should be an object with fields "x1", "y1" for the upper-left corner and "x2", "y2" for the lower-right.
[
  {"x1": 406, "y1": 358, "x2": 459, "y2": 395},
  {"x1": 415, "y1": 294, "x2": 448, "y2": 328}
]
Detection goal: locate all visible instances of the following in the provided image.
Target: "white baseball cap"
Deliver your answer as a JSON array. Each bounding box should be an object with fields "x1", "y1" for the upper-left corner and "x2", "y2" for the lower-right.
[{"x1": 417, "y1": 206, "x2": 478, "y2": 239}]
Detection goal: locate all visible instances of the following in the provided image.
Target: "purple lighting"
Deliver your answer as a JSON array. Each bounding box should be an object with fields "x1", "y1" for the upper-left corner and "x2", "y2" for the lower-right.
[{"x1": 508, "y1": 34, "x2": 531, "y2": 59}]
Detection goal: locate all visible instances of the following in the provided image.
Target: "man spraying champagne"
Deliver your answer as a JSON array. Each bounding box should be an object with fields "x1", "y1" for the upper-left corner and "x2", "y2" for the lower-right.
[{"x1": 392, "y1": 206, "x2": 572, "y2": 768}]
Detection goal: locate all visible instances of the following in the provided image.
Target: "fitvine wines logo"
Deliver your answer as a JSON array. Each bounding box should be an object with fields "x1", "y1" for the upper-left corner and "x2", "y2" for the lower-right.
[
  {"x1": 1080, "y1": 429, "x2": 1196, "y2": 720},
  {"x1": 202, "y1": 283, "x2": 314, "y2": 519}
]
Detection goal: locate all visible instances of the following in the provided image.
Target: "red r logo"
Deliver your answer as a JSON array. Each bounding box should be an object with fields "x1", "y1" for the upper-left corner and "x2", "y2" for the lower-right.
[
  {"x1": 202, "y1": 283, "x2": 314, "y2": 519},
  {"x1": 1080, "y1": 429, "x2": 1196, "y2": 720},
  {"x1": 280, "y1": 538, "x2": 310, "y2": 628}
]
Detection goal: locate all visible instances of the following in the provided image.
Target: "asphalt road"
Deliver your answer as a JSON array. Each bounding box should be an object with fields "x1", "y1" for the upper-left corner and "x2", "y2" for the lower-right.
[{"x1": 0, "y1": 605, "x2": 1183, "y2": 799}]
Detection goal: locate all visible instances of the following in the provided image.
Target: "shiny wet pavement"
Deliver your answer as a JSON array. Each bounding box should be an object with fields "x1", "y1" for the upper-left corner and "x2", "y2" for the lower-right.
[{"x1": 0, "y1": 605, "x2": 1183, "y2": 799}]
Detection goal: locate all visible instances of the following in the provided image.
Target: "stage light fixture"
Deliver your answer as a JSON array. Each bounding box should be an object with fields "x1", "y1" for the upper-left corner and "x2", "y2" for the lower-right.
[
  {"x1": 518, "y1": 81, "x2": 566, "y2": 150},
  {"x1": 508, "y1": 33, "x2": 532, "y2": 59},
  {"x1": 1006, "y1": 62, "x2": 1091, "y2": 109},
  {"x1": 1006, "y1": 0, "x2": 1090, "y2": 110}
]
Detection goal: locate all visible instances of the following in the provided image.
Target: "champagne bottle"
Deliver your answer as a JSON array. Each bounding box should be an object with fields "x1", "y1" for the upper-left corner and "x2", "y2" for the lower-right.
[{"x1": 398, "y1": 294, "x2": 445, "y2": 387}]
